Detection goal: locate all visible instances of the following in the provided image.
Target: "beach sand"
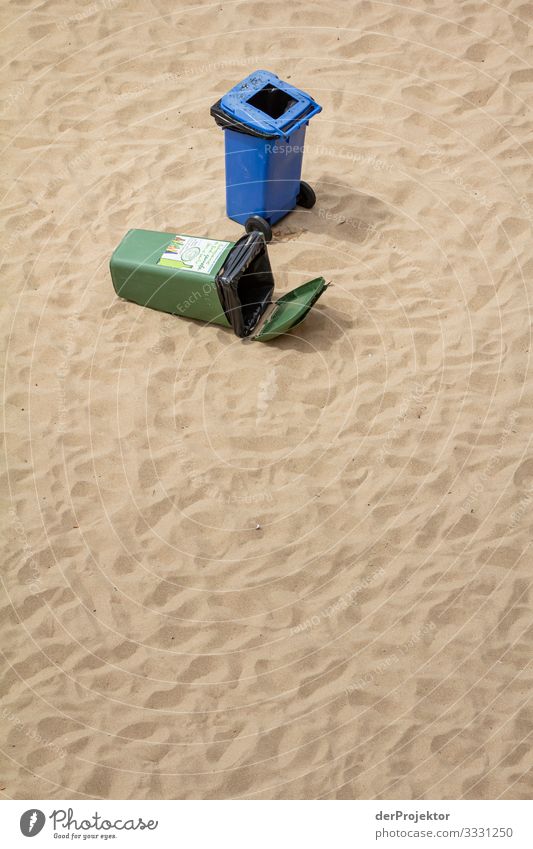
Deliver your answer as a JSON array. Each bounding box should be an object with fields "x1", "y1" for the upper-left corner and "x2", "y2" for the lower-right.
[{"x1": 2, "y1": 0, "x2": 533, "y2": 799}]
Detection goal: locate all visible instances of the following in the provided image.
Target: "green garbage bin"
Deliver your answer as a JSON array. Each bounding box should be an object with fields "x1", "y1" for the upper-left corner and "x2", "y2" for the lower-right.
[{"x1": 110, "y1": 228, "x2": 327, "y2": 342}]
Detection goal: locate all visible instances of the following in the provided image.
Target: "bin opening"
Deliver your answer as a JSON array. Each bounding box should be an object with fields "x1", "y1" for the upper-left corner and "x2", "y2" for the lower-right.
[
  {"x1": 247, "y1": 84, "x2": 297, "y2": 120},
  {"x1": 215, "y1": 232, "x2": 274, "y2": 338}
]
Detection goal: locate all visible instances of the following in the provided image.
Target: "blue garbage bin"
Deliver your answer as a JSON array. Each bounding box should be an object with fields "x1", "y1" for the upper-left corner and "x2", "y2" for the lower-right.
[{"x1": 210, "y1": 70, "x2": 322, "y2": 242}]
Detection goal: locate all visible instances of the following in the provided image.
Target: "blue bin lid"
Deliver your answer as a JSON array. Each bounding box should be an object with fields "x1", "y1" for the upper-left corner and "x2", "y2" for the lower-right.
[{"x1": 218, "y1": 70, "x2": 321, "y2": 139}]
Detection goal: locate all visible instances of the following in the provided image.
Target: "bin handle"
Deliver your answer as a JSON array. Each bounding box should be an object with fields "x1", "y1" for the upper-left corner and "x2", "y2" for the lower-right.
[{"x1": 278, "y1": 102, "x2": 322, "y2": 138}]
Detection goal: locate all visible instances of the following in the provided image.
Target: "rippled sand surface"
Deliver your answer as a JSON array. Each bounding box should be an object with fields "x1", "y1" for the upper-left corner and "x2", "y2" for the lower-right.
[{"x1": 2, "y1": 0, "x2": 533, "y2": 799}]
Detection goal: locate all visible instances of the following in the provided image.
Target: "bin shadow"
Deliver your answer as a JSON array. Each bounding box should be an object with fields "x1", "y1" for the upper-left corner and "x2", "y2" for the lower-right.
[
  {"x1": 275, "y1": 304, "x2": 349, "y2": 352},
  {"x1": 184, "y1": 299, "x2": 348, "y2": 351},
  {"x1": 234, "y1": 301, "x2": 350, "y2": 352},
  {"x1": 272, "y1": 179, "x2": 392, "y2": 250}
]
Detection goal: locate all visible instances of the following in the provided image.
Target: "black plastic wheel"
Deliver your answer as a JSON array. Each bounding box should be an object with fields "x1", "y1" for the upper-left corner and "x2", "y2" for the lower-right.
[
  {"x1": 245, "y1": 215, "x2": 272, "y2": 243},
  {"x1": 296, "y1": 180, "x2": 316, "y2": 209}
]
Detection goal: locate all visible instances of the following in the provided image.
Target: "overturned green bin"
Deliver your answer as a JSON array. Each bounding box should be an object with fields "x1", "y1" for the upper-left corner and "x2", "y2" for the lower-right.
[{"x1": 110, "y1": 229, "x2": 327, "y2": 342}]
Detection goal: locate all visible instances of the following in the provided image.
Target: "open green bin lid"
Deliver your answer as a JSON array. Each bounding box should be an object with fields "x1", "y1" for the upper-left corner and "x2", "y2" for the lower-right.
[{"x1": 252, "y1": 277, "x2": 328, "y2": 341}]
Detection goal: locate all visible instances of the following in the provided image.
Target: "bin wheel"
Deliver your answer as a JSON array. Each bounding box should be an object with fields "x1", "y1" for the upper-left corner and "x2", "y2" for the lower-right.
[
  {"x1": 245, "y1": 215, "x2": 272, "y2": 243},
  {"x1": 296, "y1": 181, "x2": 316, "y2": 209}
]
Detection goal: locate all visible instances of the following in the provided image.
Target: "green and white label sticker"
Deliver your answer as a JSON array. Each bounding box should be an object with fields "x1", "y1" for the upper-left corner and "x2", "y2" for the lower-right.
[{"x1": 159, "y1": 234, "x2": 230, "y2": 274}]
